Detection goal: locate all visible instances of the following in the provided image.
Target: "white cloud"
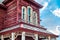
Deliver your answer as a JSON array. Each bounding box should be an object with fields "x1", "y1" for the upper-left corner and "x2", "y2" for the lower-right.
[
  {"x1": 56, "y1": 26, "x2": 60, "y2": 34},
  {"x1": 48, "y1": 30, "x2": 59, "y2": 35},
  {"x1": 48, "y1": 26, "x2": 60, "y2": 35},
  {"x1": 40, "y1": 2, "x2": 48, "y2": 13},
  {"x1": 51, "y1": 8, "x2": 60, "y2": 17},
  {"x1": 35, "y1": 0, "x2": 46, "y2": 4},
  {"x1": 48, "y1": 0, "x2": 50, "y2": 2},
  {"x1": 35, "y1": 0, "x2": 49, "y2": 12},
  {"x1": 41, "y1": 2, "x2": 48, "y2": 10}
]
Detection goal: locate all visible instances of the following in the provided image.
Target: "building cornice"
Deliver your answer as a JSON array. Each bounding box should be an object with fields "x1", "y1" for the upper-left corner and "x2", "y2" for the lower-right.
[
  {"x1": 24, "y1": 0, "x2": 43, "y2": 8},
  {"x1": 0, "y1": 4, "x2": 7, "y2": 10},
  {"x1": 2, "y1": 0, "x2": 12, "y2": 5},
  {"x1": 20, "y1": 22, "x2": 47, "y2": 30},
  {"x1": 0, "y1": 24, "x2": 58, "y2": 37}
]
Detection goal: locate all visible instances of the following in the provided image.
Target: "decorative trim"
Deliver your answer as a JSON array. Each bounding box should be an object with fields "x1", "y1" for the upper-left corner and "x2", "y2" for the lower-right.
[
  {"x1": 27, "y1": 6, "x2": 33, "y2": 23},
  {"x1": 22, "y1": 6, "x2": 27, "y2": 21},
  {"x1": 0, "y1": 25, "x2": 20, "y2": 33},
  {"x1": 22, "y1": 24, "x2": 52, "y2": 34}
]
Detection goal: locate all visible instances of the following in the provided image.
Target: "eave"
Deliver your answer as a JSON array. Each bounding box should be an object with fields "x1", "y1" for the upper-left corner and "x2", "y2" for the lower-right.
[
  {"x1": 2, "y1": 0, "x2": 12, "y2": 5},
  {"x1": 0, "y1": 26, "x2": 58, "y2": 37},
  {"x1": 24, "y1": 0, "x2": 43, "y2": 8},
  {"x1": 0, "y1": 4, "x2": 7, "y2": 10}
]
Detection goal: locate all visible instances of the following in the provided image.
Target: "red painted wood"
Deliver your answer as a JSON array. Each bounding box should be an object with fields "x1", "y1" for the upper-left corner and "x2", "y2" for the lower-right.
[
  {"x1": 0, "y1": 0, "x2": 58, "y2": 38},
  {"x1": 0, "y1": 26, "x2": 58, "y2": 37},
  {"x1": 0, "y1": 8, "x2": 6, "y2": 30},
  {"x1": 0, "y1": 0, "x2": 43, "y2": 30}
]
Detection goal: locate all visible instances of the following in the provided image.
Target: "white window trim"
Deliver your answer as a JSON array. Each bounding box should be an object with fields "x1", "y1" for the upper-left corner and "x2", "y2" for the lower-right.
[
  {"x1": 27, "y1": 6, "x2": 33, "y2": 23},
  {"x1": 22, "y1": 6, "x2": 26, "y2": 21},
  {"x1": 0, "y1": 25, "x2": 20, "y2": 33},
  {"x1": 33, "y1": 11, "x2": 38, "y2": 26}
]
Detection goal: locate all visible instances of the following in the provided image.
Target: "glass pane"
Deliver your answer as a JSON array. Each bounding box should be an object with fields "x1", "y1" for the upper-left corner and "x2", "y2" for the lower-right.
[
  {"x1": 22, "y1": 8, "x2": 25, "y2": 19},
  {"x1": 28, "y1": 8, "x2": 31, "y2": 16},
  {"x1": 28, "y1": 8, "x2": 31, "y2": 22}
]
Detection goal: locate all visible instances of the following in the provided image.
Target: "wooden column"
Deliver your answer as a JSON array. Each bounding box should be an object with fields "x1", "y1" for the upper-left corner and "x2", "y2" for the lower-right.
[
  {"x1": 11, "y1": 33, "x2": 15, "y2": 40},
  {"x1": 1, "y1": 35, "x2": 4, "y2": 40},
  {"x1": 35, "y1": 34, "x2": 38, "y2": 40},
  {"x1": 55, "y1": 38, "x2": 56, "y2": 40},
  {"x1": 48, "y1": 36, "x2": 51, "y2": 40},
  {"x1": 21, "y1": 32, "x2": 25, "y2": 40}
]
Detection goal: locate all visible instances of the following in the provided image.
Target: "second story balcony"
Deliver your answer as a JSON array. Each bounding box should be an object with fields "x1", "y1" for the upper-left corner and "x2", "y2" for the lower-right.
[{"x1": 4, "y1": 16, "x2": 46, "y2": 30}]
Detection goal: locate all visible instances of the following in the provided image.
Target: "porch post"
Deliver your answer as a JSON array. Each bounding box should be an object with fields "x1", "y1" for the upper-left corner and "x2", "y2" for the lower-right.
[
  {"x1": 11, "y1": 33, "x2": 15, "y2": 40},
  {"x1": 48, "y1": 36, "x2": 51, "y2": 40},
  {"x1": 21, "y1": 32, "x2": 25, "y2": 40},
  {"x1": 55, "y1": 38, "x2": 56, "y2": 40},
  {"x1": 35, "y1": 34, "x2": 38, "y2": 40},
  {"x1": 1, "y1": 35, "x2": 4, "y2": 40}
]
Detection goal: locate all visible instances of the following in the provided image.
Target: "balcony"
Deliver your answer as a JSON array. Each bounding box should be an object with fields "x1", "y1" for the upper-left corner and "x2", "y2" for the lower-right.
[
  {"x1": 20, "y1": 23, "x2": 52, "y2": 34},
  {"x1": 1, "y1": 18, "x2": 52, "y2": 35},
  {"x1": 0, "y1": 16, "x2": 53, "y2": 36},
  {"x1": 4, "y1": 15, "x2": 46, "y2": 30}
]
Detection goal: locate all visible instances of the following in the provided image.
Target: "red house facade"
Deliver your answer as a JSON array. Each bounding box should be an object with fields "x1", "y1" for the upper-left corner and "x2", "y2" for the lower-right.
[{"x1": 0, "y1": 0, "x2": 58, "y2": 40}]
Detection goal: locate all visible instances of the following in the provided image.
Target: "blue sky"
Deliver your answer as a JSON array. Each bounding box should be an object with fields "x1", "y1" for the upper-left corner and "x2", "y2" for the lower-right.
[
  {"x1": 0, "y1": 0, "x2": 60, "y2": 40},
  {"x1": 35, "y1": 0, "x2": 60, "y2": 40}
]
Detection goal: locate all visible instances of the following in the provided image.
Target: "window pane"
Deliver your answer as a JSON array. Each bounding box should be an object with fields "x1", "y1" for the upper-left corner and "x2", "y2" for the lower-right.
[
  {"x1": 23, "y1": 8, "x2": 25, "y2": 19},
  {"x1": 28, "y1": 8, "x2": 31, "y2": 22},
  {"x1": 28, "y1": 8, "x2": 31, "y2": 16}
]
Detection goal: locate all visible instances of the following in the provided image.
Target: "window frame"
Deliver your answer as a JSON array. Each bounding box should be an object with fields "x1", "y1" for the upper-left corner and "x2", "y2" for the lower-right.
[
  {"x1": 22, "y1": 6, "x2": 26, "y2": 20},
  {"x1": 27, "y1": 6, "x2": 32, "y2": 23}
]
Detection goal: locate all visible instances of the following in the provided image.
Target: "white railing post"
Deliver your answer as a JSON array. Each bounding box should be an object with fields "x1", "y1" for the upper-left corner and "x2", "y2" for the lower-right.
[
  {"x1": 11, "y1": 33, "x2": 15, "y2": 40},
  {"x1": 35, "y1": 34, "x2": 38, "y2": 40},
  {"x1": 21, "y1": 32, "x2": 25, "y2": 40},
  {"x1": 1, "y1": 35, "x2": 4, "y2": 40},
  {"x1": 48, "y1": 36, "x2": 51, "y2": 40}
]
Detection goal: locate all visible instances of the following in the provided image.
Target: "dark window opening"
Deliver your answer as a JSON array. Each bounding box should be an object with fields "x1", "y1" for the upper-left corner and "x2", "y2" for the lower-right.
[{"x1": 4, "y1": 37, "x2": 10, "y2": 40}]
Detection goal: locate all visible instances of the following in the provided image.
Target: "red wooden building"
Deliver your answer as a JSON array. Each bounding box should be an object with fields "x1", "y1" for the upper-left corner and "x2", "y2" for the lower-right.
[{"x1": 0, "y1": 0, "x2": 58, "y2": 40}]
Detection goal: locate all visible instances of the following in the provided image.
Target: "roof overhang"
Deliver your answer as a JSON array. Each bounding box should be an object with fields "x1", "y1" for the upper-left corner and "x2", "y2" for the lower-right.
[
  {"x1": 24, "y1": 0, "x2": 43, "y2": 8},
  {"x1": 0, "y1": 22, "x2": 58, "y2": 37},
  {"x1": 2, "y1": 0, "x2": 43, "y2": 8},
  {"x1": 0, "y1": 4, "x2": 7, "y2": 10},
  {"x1": 2, "y1": 0, "x2": 12, "y2": 5}
]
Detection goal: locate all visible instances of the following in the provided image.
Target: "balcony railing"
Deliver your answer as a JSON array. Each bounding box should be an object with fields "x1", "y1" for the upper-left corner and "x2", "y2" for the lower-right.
[
  {"x1": 21, "y1": 24, "x2": 52, "y2": 34},
  {"x1": 18, "y1": 18, "x2": 39, "y2": 26},
  {"x1": 4, "y1": 16, "x2": 45, "y2": 29}
]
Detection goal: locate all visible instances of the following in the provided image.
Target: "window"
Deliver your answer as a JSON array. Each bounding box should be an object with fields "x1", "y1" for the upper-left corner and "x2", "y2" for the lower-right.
[
  {"x1": 27, "y1": 6, "x2": 32, "y2": 23},
  {"x1": 28, "y1": 8, "x2": 31, "y2": 22},
  {"x1": 36, "y1": 13, "x2": 38, "y2": 25},
  {"x1": 33, "y1": 12, "x2": 38, "y2": 25},
  {"x1": 22, "y1": 8, "x2": 25, "y2": 19},
  {"x1": 22, "y1": 6, "x2": 26, "y2": 20},
  {"x1": 33, "y1": 12, "x2": 36, "y2": 25}
]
